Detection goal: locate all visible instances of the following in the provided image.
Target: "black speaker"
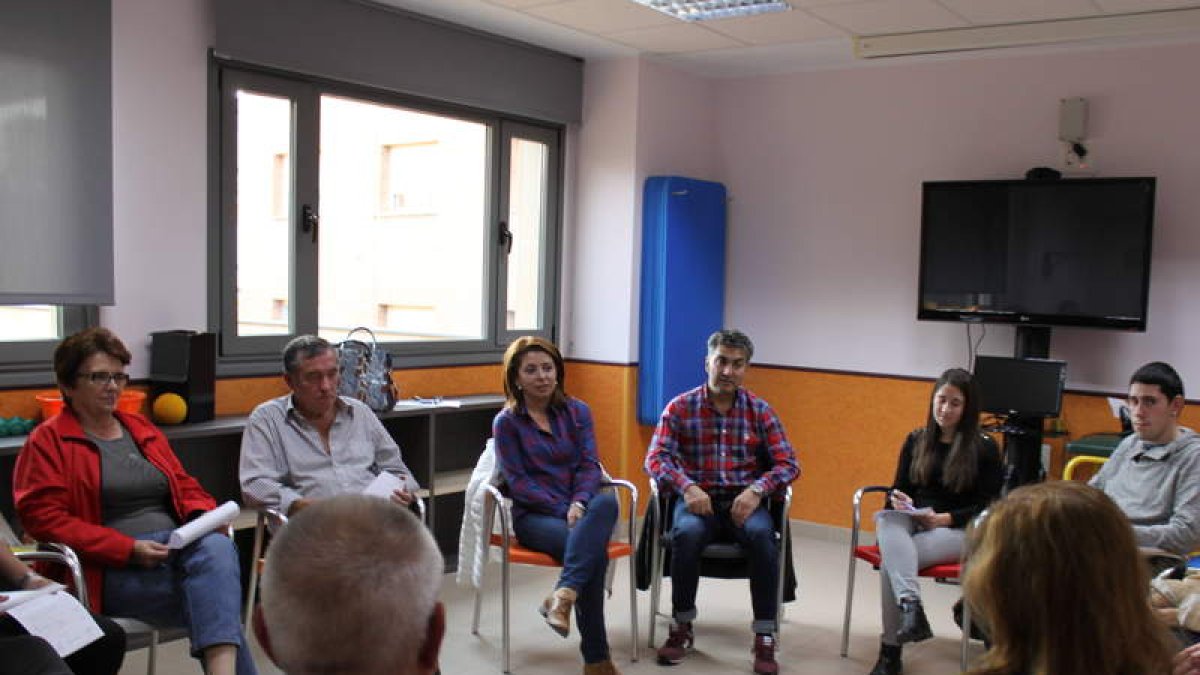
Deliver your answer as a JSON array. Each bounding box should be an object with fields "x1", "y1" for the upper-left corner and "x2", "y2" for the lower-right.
[{"x1": 149, "y1": 331, "x2": 216, "y2": 423}]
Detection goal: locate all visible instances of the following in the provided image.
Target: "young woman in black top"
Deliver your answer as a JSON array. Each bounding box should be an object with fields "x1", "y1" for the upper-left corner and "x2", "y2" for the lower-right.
[{"x1": 868, "y1": 368, "x2": 1003, "y2": 675}]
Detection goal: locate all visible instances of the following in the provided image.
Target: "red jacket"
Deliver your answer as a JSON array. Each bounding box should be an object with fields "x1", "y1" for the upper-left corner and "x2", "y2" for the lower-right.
[{"x1": 14, "y1": 408, "x2": 216, "y2": 612}]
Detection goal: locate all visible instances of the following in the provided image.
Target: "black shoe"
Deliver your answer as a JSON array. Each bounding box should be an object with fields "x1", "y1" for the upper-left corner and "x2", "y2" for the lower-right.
[
  {"x1": 896, "y1": 598, "x2": 933, "y2": 644},
  {"x1": 952, "y1": 596, "x2": 990, "y2": 644},
  {"x1": 868, "y1": 643, "x2": 902, "y2": 675}
]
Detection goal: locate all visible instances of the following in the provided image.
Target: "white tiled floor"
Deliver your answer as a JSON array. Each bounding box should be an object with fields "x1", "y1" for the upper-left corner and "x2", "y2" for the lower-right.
[{"x1": 119, "y1": 528, "x2": 982, "y2": 674}]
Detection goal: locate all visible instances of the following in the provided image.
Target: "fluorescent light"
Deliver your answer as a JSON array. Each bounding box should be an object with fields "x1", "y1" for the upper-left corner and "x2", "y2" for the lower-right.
[
  {"x1": 630, "y1": 0, "x2": 792, "y2": 22},
  {"x1": 855, "y1": 8, "x2": 1200, "y2": 59}
]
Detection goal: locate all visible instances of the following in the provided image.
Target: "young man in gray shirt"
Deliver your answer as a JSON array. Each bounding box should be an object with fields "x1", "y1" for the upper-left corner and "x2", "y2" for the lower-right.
[
  {"x1": 1090, "y1": 361, "x2": 1200, "y2": 557},
  {"x1": 239, "y1": 335, "x2": 419, "y2": 516}
]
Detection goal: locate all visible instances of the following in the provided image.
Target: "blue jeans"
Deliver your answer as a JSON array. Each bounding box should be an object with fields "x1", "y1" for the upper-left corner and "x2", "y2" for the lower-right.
[
  {"x1": 103, "y1": 530, "x2": 257, "y2": 675},
  {"x1": 514, "y1": 491, "x2": 618, "y2": 664},
  {"x1": 669, "y1": 497, "x2": 779, "y2": 634}
]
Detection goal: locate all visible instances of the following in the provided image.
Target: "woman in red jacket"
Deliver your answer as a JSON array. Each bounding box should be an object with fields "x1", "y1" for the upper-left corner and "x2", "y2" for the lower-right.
[{"x1": 14, "y1": 328, "x2": 256, "y2": 675}]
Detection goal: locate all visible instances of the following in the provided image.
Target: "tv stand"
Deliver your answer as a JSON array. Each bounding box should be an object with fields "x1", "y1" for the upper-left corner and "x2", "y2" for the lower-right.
[
  {"x1": 1003, "y1": 326, "x2": 1052, "y2": 492},
  {"x1": 1015, "y1": 325, "x2": 1051, "y2": 360}
]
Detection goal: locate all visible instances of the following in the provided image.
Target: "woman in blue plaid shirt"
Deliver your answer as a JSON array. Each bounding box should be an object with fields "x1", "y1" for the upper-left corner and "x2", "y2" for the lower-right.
[{"x1": 492, "y1": 336, "x2": 621, "y2": 675}]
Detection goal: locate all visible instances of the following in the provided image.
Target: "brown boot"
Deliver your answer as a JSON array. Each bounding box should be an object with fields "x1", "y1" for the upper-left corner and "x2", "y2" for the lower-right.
[
  {"x1": 582, "y1": 659, "x2": 621, "y2": 675},
  {"x1": 539, "y1": 586, "x2": 577, "y2": 637}
]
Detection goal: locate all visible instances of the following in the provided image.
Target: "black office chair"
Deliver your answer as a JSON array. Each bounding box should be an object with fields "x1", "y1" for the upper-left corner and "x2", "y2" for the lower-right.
[{"x1": 643, "y1": 481, "x2": 795, "y2": 648}]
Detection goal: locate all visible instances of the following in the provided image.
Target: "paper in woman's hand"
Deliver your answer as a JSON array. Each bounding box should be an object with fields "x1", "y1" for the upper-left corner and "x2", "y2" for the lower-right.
[{"x1": 168, "y1": 501, "x2": 240, "y2": 549}]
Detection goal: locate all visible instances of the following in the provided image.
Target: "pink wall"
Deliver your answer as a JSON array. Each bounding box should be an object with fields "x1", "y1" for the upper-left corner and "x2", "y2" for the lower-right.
[
  {"x1": 714, "y1": 42, "x2": 1200, "y2": 391},
  {"x1": 566, "y1": 57, "x2": 721, "y2": 363},
  {"x1": 109, "y1": 0, "x2": 213, "y2": 373},
  {"x1": 565, "y1": 59, "x2": 641, "y2": 362}
]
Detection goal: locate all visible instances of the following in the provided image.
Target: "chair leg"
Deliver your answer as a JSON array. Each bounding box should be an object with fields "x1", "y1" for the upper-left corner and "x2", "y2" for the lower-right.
[
  {"x1": 774, "y1": 520, "x2": 790, "y2": 645},
  {"x1": 501, "y1": 555, "x2": 511, "y2": 674},
  {"x1": 627, "y1": 551, "x2": 639, "y2": 662},
  {"x1": 840, "y1": 547, "x2": 859, "y2": 657},
  {"x1": 648, "y1": 536, "x2": 662, "y2": 649},
  {"x1": 147, "y1": 628, "x2": 159, "y2": 675},
  {"x1": 244, "y1": 517, "x2": 266, "y2": 632},
  {"x1": 472, "y1": 586, "x2": 484, "y2": 636},
  {"x1": 960, "y1": 594, "x2": 972, "y2": 671}
]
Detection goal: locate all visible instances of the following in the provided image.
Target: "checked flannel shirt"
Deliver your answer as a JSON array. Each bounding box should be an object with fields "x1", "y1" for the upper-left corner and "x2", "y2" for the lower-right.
[
  {"x1": 645, "y1": 385, "x2": 799, "y2": 498},
  {"x1": 492, "y1": 397, "x2": 603, "y2": 520}
]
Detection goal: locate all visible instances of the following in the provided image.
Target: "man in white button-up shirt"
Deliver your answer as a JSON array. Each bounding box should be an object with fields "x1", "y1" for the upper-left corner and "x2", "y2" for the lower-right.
[{"x1": 239, "y1": 335, "x2": 419, "y2": 516}]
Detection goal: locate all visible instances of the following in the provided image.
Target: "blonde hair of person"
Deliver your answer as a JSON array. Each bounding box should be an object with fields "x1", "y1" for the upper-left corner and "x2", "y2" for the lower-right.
[
  {"x1": 259, "y1": 495, "x2": 444, "y2": 674},
  {"x1": 964, "y1": 481, "x2": 1175, "y2": 675}
]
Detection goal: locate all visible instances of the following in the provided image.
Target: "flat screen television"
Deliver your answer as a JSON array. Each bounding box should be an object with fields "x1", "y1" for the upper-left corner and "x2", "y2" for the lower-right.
[
  {"x1": 974, "y1": 355, "x2": 1067, "y2": 417},
  {"x1": 918, "y1": 177, "x2": 1156, "y2": 330}
]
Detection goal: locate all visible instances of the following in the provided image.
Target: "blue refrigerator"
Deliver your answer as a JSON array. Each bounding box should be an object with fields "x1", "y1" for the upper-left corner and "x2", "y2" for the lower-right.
[{"x1": 637, "y1": 176, "x2": 727, "y2": 425}]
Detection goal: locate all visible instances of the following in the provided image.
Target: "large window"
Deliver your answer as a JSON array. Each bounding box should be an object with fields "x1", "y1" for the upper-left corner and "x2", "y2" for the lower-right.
[{"x1": 214, "y1": 65, "x2": 561, "y2": 369}]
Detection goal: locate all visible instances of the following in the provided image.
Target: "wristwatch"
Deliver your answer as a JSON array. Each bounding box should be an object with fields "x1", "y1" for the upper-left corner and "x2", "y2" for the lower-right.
[{"x1": 749, "y1": 483, "x2": 766, "y2": 497}]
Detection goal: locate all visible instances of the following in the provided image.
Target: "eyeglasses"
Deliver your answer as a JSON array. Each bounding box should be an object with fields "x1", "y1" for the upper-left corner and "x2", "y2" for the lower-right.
[{"x1": 78, "y1": 371, "x2": 130, "y2": 386}]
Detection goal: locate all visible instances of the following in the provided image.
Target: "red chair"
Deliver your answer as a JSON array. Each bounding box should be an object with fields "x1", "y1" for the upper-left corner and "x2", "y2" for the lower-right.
[
  {"x1": 470, "y1": 479, "x2": 639, "y2": 674},
  {"x1": 840, "y1": 486, "x2": 972, "y2": 671}
]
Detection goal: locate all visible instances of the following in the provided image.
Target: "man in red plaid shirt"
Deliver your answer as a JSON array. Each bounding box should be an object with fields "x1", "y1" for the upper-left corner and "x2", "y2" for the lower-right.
[{"x1": 645, "y1": 329, "x2": 799, "y2": 675}]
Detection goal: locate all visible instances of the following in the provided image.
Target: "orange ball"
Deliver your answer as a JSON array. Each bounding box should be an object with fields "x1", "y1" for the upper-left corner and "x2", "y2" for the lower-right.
[{"x1": 152, "y1": 393, "x2": 188, "y2": 425}]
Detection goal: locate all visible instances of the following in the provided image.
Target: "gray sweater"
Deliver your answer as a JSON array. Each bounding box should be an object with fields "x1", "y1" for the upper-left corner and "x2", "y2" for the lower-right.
[{"x1": 1090, "y1": 427, "x2": 1200, "y2": 556}]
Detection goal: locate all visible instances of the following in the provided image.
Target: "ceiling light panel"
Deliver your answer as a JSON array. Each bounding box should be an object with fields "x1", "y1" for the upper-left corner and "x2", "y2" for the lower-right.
[{"x1": 629, "y1": 0, "x2": 794, "y2": 22}]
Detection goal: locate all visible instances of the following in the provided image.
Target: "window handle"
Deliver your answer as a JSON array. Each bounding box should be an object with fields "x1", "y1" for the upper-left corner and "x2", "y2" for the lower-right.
[
  {"x1": 498, "y1": 220, "x2": 513, "y2": 255},
  {"x1": 301, "y1": 204, "x2": 319, "y2": 244}
]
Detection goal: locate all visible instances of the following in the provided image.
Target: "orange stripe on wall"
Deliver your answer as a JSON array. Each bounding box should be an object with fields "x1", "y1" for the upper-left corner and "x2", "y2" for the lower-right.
[
  {"x1": 562, "y1": 362, "x2": 1163, "y2": 530},
  {"x1": 2, "y1": 361, "x2": 1169, "y2": 531},
  {"x1": 0, "y1": 364, "x2": 505, "y2": 421}
]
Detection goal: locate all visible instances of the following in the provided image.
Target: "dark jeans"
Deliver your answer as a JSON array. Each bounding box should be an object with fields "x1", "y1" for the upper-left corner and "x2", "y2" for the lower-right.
[
  {"x1": 669, "y1": 497, "x2": 779, "y2": 634},
  {"x1": 513, "y1": 491, "x2": 619, "y2": 664},
  {"x1": 0, "y1": 612, "x2": 125, "y2": 675}
]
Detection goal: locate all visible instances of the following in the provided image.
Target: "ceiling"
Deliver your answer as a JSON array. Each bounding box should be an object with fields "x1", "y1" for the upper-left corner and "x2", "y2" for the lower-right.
[{"x1": 370, "y1": 0, "x2": 1200, "y2": 76}]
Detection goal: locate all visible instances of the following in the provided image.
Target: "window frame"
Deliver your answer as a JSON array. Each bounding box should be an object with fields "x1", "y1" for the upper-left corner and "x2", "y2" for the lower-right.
[
  {"x1": 0, "y1": 306, "x2": 98, "y2": 387},
  {"x1": 210, "y1": 59, "x2": 562, "y2": 376},
  {"x1": 496, "y1": 121, "x2": 562, "y2": 345}
]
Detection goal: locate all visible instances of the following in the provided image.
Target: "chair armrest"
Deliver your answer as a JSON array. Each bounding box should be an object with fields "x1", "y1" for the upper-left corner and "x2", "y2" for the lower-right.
[
  {"x1": 262, "y1": 507, "x2": 288, "y2": 532},
  {"x1": 411, "y1": 495, "x2": 427, "y2": 524},
  {"x1": 601, "y1": 479, "x2": 640, "y2": 547},
  {"x1": 848, "y1": 485, "x2": 892, "y2": 549},
  {"x1": 602, "y1": 478, "x2": 638, "y2": 499},
  {"x1": 1064, "y1": 455, "x2": 1107, "y2": 481},
  {"x1": 11, "y1": 541, "x2": 88, "y2": 606},
  {"x1": 481, "y1": 484, "x2": 513, "y2": 549}
]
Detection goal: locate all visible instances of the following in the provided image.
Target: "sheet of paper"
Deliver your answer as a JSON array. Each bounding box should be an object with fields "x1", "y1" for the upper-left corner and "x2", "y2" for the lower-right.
[
  {"x1": 169, "y1": 500, "x2": 240, "y2": 549},
  {"x1": 1108, "y1": 396, "x2": 1127, "y2": 419},
  {"x1": 363, "y1": 471, "x2": 405, "y2": 499},
  {"x1": 892, "y1": 506, "x2": 935, "y2": 517},
  {"x1": 0, "y1": 582, "x2": 64, "y2": 612},
  {"x1": 394, "y1": 397, "x2": 462, "y2": 410},
  {"x1": 7, "y1": 590, "x2": 103, "y2": 657}
]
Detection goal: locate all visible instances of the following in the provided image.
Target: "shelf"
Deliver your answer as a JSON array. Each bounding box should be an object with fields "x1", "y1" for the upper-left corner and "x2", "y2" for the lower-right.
[{"x1": 433, "y1": 468, "x2": 473, "y2": 495}]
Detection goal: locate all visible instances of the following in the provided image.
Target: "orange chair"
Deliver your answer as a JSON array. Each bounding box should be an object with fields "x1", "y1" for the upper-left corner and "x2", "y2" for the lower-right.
[
  {"x1": 840, "y1": 486, "x2": 973, "y2": 670},
  {"x1": 471, "y1": 480, "x2": 639, "y2": 674}
]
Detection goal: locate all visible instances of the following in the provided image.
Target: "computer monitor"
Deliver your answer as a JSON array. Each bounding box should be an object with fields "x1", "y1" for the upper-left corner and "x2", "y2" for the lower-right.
[{"x1": 973, "y1": 356, "x2": 1067, "y2": 417}]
